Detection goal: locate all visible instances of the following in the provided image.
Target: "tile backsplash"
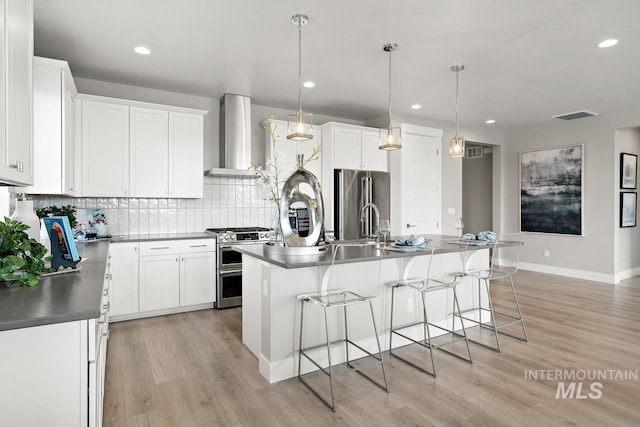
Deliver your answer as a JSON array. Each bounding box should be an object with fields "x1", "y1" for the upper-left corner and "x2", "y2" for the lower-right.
[{"x1": 27, "y1": 176, "x2": 276, "y2": 235}]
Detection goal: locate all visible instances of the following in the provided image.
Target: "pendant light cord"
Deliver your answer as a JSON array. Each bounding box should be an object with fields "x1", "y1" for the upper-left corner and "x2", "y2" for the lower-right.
[
  {"x1": 388, "y1": 48, "x2": 392, "y2": 125},
  {"x1": 297, "y1": 19, "x2": 302, "y2": 115},
  {"x1": 455, "y1": 68, "x2": 459, "y2": 137}
]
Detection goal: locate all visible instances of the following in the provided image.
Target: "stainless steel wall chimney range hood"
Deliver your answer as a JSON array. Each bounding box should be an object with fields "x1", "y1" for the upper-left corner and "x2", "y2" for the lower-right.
[{"x1": 204, "y1": 93, "x2": 257, "y2": 177}]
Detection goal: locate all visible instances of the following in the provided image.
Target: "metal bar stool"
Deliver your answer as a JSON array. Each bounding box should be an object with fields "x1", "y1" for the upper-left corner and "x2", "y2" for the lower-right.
[
  {"x1": 460, "y1": 233, "x2": 528, "y2": 352},
  {"x1": 388, "y1": 239, "x2": 472, "y2": 377},
  {"x1": 297, "y1": 243, "x2": 389, "y2": 411}
]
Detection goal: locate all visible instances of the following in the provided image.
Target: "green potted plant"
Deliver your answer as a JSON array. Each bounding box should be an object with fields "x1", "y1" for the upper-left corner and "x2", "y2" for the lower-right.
[
  {"x1": 36, "y1": 205, "x2": 78, "y2": 228},
  {"x1": 0, "y1": 217, "x2": 52, "y2": 287}
]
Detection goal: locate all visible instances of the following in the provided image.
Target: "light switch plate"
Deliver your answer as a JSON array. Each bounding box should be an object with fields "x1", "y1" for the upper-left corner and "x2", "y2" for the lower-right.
[{"x1": 448, "y1": 208, "x2": 455, "y2": 215}]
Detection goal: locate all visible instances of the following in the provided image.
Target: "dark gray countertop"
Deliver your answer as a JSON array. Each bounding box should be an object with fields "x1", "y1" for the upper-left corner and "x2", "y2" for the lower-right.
[
  {"x1": 109, "y1": 232, "x2": 214, "y2": 242},
  {"x1": 234, "y1": 235, "x2": 503, "y2": 269},
  {"x1": 0, "y1": 241, "x2": 110, "y2": 332}
]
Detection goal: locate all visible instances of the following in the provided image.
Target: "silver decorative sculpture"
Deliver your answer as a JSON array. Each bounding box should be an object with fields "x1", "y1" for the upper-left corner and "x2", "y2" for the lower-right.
[{"x1": 279, "y1": 154, "x2": 324, "y2": 247}]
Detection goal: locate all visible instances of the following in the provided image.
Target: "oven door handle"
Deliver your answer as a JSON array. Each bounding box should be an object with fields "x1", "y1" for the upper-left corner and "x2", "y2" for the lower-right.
[{"x1": 219, "y1": 270, "x2": 242, "y2": 275}]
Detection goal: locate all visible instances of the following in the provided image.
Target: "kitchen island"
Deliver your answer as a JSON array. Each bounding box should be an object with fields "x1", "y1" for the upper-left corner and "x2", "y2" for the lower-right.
[{"x1": 236, "y1": 236, "x2": 493, "y2": 384}]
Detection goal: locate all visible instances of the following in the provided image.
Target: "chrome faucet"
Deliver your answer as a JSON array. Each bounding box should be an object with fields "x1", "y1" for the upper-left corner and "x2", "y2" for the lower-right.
[{"x1": 360, "y1": 203, "x2": 381, "y2": 242}]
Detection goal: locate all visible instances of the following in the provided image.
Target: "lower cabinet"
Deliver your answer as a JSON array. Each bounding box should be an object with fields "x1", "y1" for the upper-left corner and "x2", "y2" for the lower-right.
[
  {"x1": 110, "y1": 239, "x2": 215, "y2": 321},
  {"x1": 0, "y1": 272, "x2": 110, "y2": 427}
]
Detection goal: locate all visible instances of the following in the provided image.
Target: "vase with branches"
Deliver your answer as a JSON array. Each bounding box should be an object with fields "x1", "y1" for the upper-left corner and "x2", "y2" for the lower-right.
[{"x1": 250, "y1": 118, "x2": 320, "y2": 246}]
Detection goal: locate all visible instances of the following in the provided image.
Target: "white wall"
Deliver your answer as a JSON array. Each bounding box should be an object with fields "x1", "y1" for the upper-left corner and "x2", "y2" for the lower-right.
[
  {"x1": 502, "y1": 107, "x2": 640, "y2": 283},
  {"x1": 614, "y1": 127, "x2": 640, "y2": 280}
]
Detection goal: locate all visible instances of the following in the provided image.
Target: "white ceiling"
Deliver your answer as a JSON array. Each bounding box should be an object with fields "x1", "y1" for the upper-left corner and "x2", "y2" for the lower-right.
[{"x1": 34, "y1": 0, "x2": 640, "y2": 130}]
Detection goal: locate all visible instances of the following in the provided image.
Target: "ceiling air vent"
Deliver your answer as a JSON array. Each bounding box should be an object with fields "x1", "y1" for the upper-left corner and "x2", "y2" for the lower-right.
[
  {"x1": 552, "y1": 110, "x2": 598, "y2": 120},
  {"x1": 466, "y1": 146, "x2": 484, "y2": 159}
]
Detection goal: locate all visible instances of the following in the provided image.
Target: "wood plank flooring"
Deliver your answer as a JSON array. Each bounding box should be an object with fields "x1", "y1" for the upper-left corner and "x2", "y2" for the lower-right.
[{"x1": 104, "y1": 271, "x2": 640, "y2": 426}]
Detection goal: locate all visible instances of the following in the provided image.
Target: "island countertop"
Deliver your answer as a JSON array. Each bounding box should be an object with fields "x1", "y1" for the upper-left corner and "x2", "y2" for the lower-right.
[
  {"x1": 0, "y1": 240, "x2": 110, "y2": 332},
  {"x1": 234, "y1": 234, "x2": 499, "y2": 269}
]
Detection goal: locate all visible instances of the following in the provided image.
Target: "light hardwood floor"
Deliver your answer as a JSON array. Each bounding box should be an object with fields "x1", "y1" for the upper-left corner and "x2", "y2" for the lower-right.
[{"x1": 104, "y1": 271, "x2": 640, "y2": 426}]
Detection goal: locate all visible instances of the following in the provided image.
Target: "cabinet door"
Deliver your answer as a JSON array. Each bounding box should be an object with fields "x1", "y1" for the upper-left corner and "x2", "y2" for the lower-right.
[
  {"x1": 130, "y1": 107, "x2": 169, "y2": 197},
  {"x1": 169, "y1": 112, "x2": 203, "y2": 198},
  {"x1": 63, "y1": 83, "x2": 76, "y2": 195},
  {"x1": 139, "y1": 254, "x2": 180, "y2": 312},
  {"x1": 332, "y1": 126, "x2": 362, "y2": 170},
  {"x1": 0, "y1": 0, "x2": 33, "y2": 185},
  {"x1": 361, "y1": 130, "x2": 388, "y2": 172},
  {"x1": 180, "y1": 251, "x2": 215, "y2": 306},
  {"x1": 109, "y1": 242, "x2": 139, "y2": 318},
  {"x1": 27, "y1": 61, "x2": 62, "y2": 194},
  {"x1": 82, "y1": 100, "x2": 130, "y2": 196}
]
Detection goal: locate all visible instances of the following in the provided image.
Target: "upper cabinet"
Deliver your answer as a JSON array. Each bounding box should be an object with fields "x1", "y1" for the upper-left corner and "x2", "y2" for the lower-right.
[
  {"x1": 81, "y1": 99, "x2": 130, "y2": 197},
  {"x1": 169, "y1": 112, "x2": 204, "y2": 198},
  {"x1": 324, "y1": 123, "x2": 388, "y2": 172},
  {"x1": 0, "y1": 0, "x2": 33, "y2": 186},
  {"x1": 25, "y1": 57, "x2": 79, "y2": 195},
  {"x1": 130, "y1": 107, "x2": 169, "y2": 197},
  {"x1": 80, "y1": 95, "x2": 207, "y2": 198}
]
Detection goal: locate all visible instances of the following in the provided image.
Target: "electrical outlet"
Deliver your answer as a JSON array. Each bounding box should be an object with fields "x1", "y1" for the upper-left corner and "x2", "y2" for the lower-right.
[
  {"x1": 544, "y1": 250, "x2": 550, "y2": 258},
  {"x1": 448, "y1": 208, "x2": 455, "y2": 215},
  {"x1": 407, "y1": 298, "x2": 414, "y2": 312}
]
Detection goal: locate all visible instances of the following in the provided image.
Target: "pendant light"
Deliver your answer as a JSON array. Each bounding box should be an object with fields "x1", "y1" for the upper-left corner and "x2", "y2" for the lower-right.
[
  {"x1": 449, "y1": 64, "x2": 465, "y2": 158},
  {"x1": 379, "y1": 43, "x2": 401, "y2": 150},
  {"x1": 287, "y1": 14, "x2": 313, "y2": 141}
]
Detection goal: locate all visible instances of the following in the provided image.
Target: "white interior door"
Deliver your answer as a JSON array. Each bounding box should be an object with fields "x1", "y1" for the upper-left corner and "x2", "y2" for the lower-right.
[{"x1": 400, "y1": 126, "x2": 442, "y2": 235}]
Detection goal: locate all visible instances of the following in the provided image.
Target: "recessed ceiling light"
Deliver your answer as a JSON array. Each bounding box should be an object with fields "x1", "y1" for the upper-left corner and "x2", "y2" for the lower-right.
[
  {"x1": 411, "y1": 104, "x2": 422, "y2": 110},
  {"x1": 134, "y1": 46, "x2": 151, "y2": 55},
  {"x1": 303, "y1": 81, "x2": 315, "y2": 88},
  {"x1": 485, "y1": 119, "x2": 496, "y2": 124},
  {"x1": 598, "y1": 39, "x2": 619, "y2": 48}
]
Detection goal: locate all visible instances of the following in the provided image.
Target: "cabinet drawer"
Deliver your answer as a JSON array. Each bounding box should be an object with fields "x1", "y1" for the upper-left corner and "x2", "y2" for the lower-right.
[{"x1": 139, "y1": 239, "x2": 214, "y2": 256}]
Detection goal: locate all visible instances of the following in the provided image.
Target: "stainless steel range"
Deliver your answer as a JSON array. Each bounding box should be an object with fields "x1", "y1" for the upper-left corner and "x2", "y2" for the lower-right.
[{"x1": 206, "y1": 227, "x2": 271, "y2": 309}]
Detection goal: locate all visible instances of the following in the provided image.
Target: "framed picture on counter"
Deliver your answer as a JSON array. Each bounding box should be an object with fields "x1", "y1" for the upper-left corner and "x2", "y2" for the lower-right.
[
  {"x1": 620, "y1": 153, "x2": 637, "y2": 189},
  {"x1": 621, "y1": 192, "x2": 637, "y2": 228},
  {"x1": 519, "y1": 144, "x2": 583, "y2": 235}
]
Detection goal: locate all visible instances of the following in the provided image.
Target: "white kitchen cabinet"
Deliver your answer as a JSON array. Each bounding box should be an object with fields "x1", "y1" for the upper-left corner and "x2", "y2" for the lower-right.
[
  {"x1": 263, "y1": 118, "x2": 322, "y2": 182},
  {"x1": 25, "y1": 57, "x2": 78, "y2": 195},
  {"x1": 130, "y1": 106, "x2": 169, "y2": 197},
  {"x1": 80, "y1": 95, "x2": 206, "y2": 198},
  {"x1": 108, "y1": 242, "x2": 139, "y2": 318},
  {"x1": 0, "y1": 0, "x2": 33, "y2": 186},
  {"x1": 81, "y1": 100, "x2": 130, "y2": 196},
  {"x1": 133, "y1": 239, "x2": 215, "y2": 317},
  {"x1": 180, "y1": 251, "x2": 216, "y2": 306},
  {"x1": 170, "y1": 112, "x2": 205, "y2": 198},
  {"x1": 139, "y1": 252, "x2": 181, "y2": 312},
  {"x1": 324, "y1": 123, "x2": 388, "y2": 172},
  {"x1": 0, "y1": 271, "x2": 109, "y2": 427}
]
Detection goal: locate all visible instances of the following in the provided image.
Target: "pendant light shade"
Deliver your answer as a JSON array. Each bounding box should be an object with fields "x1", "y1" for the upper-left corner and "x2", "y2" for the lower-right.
[
  {"x1": 287, "y1": 14, "x2": 313, "y2": 141},
  {"x1": 449, "y1": 64, "x2": 465, "y2": 158},
  {"x1": 379, "y1": 43, "x2": 401, "y2": 151}
]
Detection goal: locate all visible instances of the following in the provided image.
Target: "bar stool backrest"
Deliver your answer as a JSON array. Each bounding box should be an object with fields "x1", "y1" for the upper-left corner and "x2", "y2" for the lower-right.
[
  {"x1": 400, "y1": 239, "x2": 464, "y2": 290},
  {"x1": 319, "y1": 242, "x2": 387, "y2": 296},
  {"x1": 490, "y1": 233, "x2": 525, "y2": 276}
]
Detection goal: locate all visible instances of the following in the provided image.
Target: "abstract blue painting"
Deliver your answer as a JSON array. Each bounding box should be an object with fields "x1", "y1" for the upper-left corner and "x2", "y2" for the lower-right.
[{"x1": 520, "y1": 145, "x2": 583, "y2": 235}]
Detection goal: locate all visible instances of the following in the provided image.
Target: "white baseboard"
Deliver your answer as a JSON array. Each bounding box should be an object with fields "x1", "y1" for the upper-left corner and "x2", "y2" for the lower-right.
[
  {"x1": 615, "y1": 267, "x2": 640, "y2": 283},
  {"x1": 518, "y1": 262, "x2": 616, "y2": 284}
]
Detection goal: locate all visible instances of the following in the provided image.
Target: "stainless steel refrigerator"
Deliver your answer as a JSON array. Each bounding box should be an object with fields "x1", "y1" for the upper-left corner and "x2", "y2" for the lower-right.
[{"x1": 334, "y1": 169, "x2": 390, "y2": 240}]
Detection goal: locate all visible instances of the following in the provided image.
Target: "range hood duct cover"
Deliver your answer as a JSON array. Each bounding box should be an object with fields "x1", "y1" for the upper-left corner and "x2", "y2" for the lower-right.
[{"x1": 205, "y1": 93, "x2": 256, "y2": 177}]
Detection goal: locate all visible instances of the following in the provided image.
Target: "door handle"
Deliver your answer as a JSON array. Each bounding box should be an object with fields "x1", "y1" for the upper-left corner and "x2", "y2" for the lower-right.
[{"x1": 407, "y1": 224, "x2": 417, "y2": 228}]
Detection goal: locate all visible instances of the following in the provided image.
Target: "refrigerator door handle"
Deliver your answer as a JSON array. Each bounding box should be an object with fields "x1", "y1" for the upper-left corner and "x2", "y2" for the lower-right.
[{"x1": 338, "y1": 170, "x2": 345, "y2": 240}]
